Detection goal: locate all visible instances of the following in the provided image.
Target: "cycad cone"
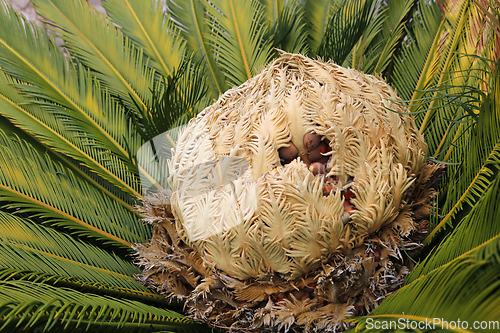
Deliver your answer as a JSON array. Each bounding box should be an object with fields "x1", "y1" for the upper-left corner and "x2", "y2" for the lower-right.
[{"x1": 135, "y1": 53, "x2": 442, "y2": 332}]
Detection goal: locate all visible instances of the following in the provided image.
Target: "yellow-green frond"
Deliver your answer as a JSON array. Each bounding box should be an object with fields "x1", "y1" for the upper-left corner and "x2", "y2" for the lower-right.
[
  {"x1": 32, "y1": 0, "x2": 155, "y2": 112},
  {"x1": 0, "y1": 131, "x2": 151, "y2": 247}
]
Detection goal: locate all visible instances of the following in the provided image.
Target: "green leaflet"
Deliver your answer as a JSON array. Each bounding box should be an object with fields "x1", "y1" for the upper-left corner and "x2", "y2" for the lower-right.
[
  {"x1": 32, "y1": 0, "x2": 155, "y2": 112},
  {"x1": 0, "y1": 131, "x2": 151, "y2": 247},
  {"x1": 317, "y1": 0, "x2": 375, "y2": 65},
  {"x1": 303, "y1": 0, "x2": 333, "y2": 54},
  {"x1": 166, "y1": 0, "x2": 227, "y2": 98},
  {"x1": 202, "y1": 0, "x2": 273, "y2": 87},
  {"x1": 0, "y1": 281, "x2": 204, "y2": 332},
  {"x1": 103, "y1": 0, "x2": 187, "y2": 80},
  {"x1": 390, "y1": 0, "x2": 442, "y2": 100},
  {"x1": 408, "y1": 171, "x2": 500, "y2": 283},
  {"x1": 0, "y1": 211, "x2": 150, "y2": 293},
  {"x1": 0, "y1": 4, "x2": 144, "y2": 199}
]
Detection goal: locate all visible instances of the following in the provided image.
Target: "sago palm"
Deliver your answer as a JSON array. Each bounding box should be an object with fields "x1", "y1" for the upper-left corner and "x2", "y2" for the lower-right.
[{"x1": 0, "y1": 0, "x2": 498, "y2": 332}]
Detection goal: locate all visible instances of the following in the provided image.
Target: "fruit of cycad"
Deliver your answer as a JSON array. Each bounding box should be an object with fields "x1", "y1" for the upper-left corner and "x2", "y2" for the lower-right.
[{"x1": 135, "y1": 53, "x2": 443, "y2": 332}]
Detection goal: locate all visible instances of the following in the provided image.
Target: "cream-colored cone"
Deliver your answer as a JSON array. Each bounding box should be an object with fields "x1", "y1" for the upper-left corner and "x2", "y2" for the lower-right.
[{"x1": 134, "y1": 53, "x2": 443, "y2": 332}]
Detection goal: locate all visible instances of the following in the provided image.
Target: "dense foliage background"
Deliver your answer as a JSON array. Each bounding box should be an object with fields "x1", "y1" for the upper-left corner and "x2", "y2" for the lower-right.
[{"x1": 0, "y1": 0, "x2": 498, "y2": 331}]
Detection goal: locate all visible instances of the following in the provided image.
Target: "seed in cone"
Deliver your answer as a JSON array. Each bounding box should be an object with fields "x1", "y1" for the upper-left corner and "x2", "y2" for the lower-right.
[
  {"x1": 303, "y1": 132, "x2": 321, "y2": 150},
  {"x1": 279, "y1": 141, "x2": 299, "y2": 162}
]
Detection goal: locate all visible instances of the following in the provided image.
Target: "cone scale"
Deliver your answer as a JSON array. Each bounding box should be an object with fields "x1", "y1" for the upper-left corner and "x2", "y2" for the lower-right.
[{"x1": 135, "y1": 53, "x2": 443, "y2": 332}]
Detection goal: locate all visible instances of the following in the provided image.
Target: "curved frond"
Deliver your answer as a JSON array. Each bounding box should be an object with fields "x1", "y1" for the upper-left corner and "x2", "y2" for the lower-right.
[
  {"x1": 390, "y1": 0, "x2": 443, "y2": 101},
  {"x1": 0, "y1": 211, "x2": 151, "y2": 294},
  {"x1": 418, "y1": 0, "x2": 499, "y2": 134},
  {"x1": 351, "y1": 235, "x2": 500, "y2": 332},
  {"x1": 0, "y1": 3, "x2": 143, "y2": 198},
  {"x1": 345, "y1": 2, "x2": 386, "y2": 70},
  {"x1": 103, "y1": 0, "x2": 186, "y2": 80},
  {"x1": 0, "y1": 281, "x2": 205, "y2": 333},
  {"x1": 167, "y1": 0, "x2": 227, "y2": 98},
  {"x1": 425, "y1": 57, "x2": 500, "y2": 241},
  {"x1": 134, "y1": 60, "x2": 208, "y2": 143},
  {"x1": 32, "y1": 0, "x2": 155, "y2": 112},
  {"x1": 371, "y1": 0, "x2": 414, "y2": 74},
  {"x1": 259, "y1": 0, "x2": 308, "y2": 55},
  {"x1": 408, "y1": 173, "x2": 500, "y2": 283},
  {"x1": 203, "y1": 0, "x2": 273, "y2": 87},
  {"x1": 0, "y1": 131, "x2": 151, "y2": 248},
  {"x1": 302, "y1": 0, "x2": 332, "y2": 55},
  {"x1": 0, "y1": 268, "x2": 164, "y2": 306},
  {"x1": 317, "y1": 0, "x2": 375, "y2": 65},
  {"x1": 426, "y1": 142, "x2": 500, "y2": 241}
]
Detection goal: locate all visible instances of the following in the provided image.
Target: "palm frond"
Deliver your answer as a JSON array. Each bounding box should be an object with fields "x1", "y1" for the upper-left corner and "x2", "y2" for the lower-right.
[
  {"x1": 203, "y1": 0, "x2": 273, "y2": 87},
  {"x1": 344, "y1": 2, "x2": 386, "y2": 70},
  {"x1": 0, "y1": 131, "x2": 150, "y2": 248},
  {"x1": 318, "y1": 0, "x2": 375, "y2": 65},
  {"x1": 350, "y1": 234, "x2": 500, "y2": 332},
  {"x1": 0, "y1": 3, "x2": 144, "y2": 198},
  {"x1": 0, "y1": 268, "x2": 164, "y2": 305},
  {"x1": 302, "y1": 0, "x2": 333, "y2": 54},
  {"x1": 0, "y1": 211, "x2": 151, "y2": 294},
  {"x1": 0, "y1": 281, "x2": 205, "y2": 333},
  {"x1": 390, "y1": 0, "x2": 443, "y2": 100},
  {"x1": 133, "y1": 59, "x2": 208, "y2": 142},
  {"x1": 371, "y1": 0, "x2": 414, "y2": 75},
  {"x1": 425, "y1": 57, "x2": 500, "y2": 241},
  {"x1": 32, "y1": 0, "x2": 155, "y2": 112},
  {"x1": 167, "y1": 0, "x2": 227, "y2": 98},
  {"x1": 0, "y1": 73, "x2": 132, "y2": 208},
  {"x1": 259, "y1": 0, "x2": 308, "y2": 54},
  {"x1": 102, "y1": 0, "x2": 187, "y2": 80},
  {"x1": 408, "y1": 171, "x2": 500, "y2": 283},
  {"x1": 417, "y1": 0, "x2": 491, "y2": 134}
]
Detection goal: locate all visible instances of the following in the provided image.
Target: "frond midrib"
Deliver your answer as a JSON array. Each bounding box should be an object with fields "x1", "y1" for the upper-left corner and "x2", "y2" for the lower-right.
[
  {"x1": 229, "y1": 0, "x2": 252, "y2": 79},
  {"x1": 0, "y1": 86, "x2": 141, "y2": 199},
  {"x1": 424, "y1": 142, "x2": 500, "y2": 241},
  {"x1": 0, "y1": 36, "x2": 130, "y2": 160},
  {"x1": 44, "y1": 0, "x2": 148, "y2": 113},
  {"x1": 189, "y1": 0, "x2": 224, "y2": 95},
  {"x1": 0, "y1": 184, "x2": 131, "y2": 247}
]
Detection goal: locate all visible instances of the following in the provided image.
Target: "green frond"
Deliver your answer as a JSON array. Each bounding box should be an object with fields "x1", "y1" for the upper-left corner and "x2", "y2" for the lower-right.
[
  {"x1": 167, "y1": 0, "x2": 227, "y2": 98},
  {"x1": 0, "y1": 69, "x2": 145, "y2": 200},
  {"x1": 0, "y1": 3, "x2": 130, "y2": 157},
  {"x1": 345, "y1": 3, "x2": 386, "y2": 70},
  {"x1": 132, "y1": 58, "x2": 208, "y2": 192},
  {"x1": 390, "y1": 0, "x2": 443, "y2": 100},
  {"x1": 418, "y1": 0, "x2": 479, "y2": 133},
  {"x1": 203, "y1": 0, "x2": 273, "y2": 87},
  {"x1": 302, "y1": 0, "x2": 333, "y2": 55},
  {"x1": 0, "y1": 131, "x2": 151, "y2": 248},
  {"x1": 345, "y1": 0, "x2": 413, "y2": 75},
  {"x1": 350, "y1": 235, "x2": 500, "y2": 332},
  {"x1": 133, "y1": 59, "x2": 208, "y2": 143},
  {"x1": 0, "y1": 211, "x2": 151, "y2": 294},
  {"x1": 32, "y1": 0, "x2": 155, "y2": 112},
  {"x1": 425, "y1": 59, "x2": 500, "y2": 241},
  {"x1": 259, "y1": 0, "x2": 283, "y2": 24},
  {"x1": 102, "y1": 0, "x2": 187, "y2": 80},
  {"x1": 0, "y1": 3, "x2": 144, "y2": 198},
  {"x1": 318, "y1": 0, "x2": 375, "y2": 65},
  {"x1": 0, "y1": 281, "x2": 205, "y2": 333},
  {"x1": 408, "y1": 172, "x2": 500, "y2": 283},
  {"x1": 0, "y1": 268, "x2": 165, "y2": 306},
  {"x1": 261, "y1": 0, "x2": 309, "y2": 55},
  {"x1": 371, "y1": 0, "x2": 414, "y2": 75}
]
